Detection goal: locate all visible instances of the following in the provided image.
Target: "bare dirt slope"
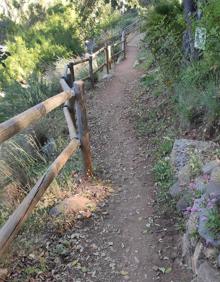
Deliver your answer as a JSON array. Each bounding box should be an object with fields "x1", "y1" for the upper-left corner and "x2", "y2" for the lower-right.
[{"x1": 63, "y1": 33, "x2": 192, "y2": 281}]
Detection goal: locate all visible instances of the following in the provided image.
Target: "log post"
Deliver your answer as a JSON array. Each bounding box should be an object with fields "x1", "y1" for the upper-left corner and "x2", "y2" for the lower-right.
[
  {"x1": 74, "y1": 81, "x2": 93, "y2": 176},
  {"x1": 68, "y1": 62, "x2": 75, "y2": 86},
  {"x1": 88, "y1": 55, "x2": 95, "y2": 88},
  {"x1": 104, "y1": 44, "x2": 109, "y2": 74},
  {"x1": 108, "y1": 45, "x2": 112, "y2": 69},
  {"x1": 121, "y1": 30, "x2": 126, "y2": 60}
]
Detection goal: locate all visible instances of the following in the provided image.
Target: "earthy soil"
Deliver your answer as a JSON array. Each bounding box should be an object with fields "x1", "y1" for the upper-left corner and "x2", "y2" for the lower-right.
[
  {"x1": 2, "y1": 32, "x2": 193, "y2": 281},
  {"x1": 60, "y1": 33, "x2": 192, "y2": 281}
]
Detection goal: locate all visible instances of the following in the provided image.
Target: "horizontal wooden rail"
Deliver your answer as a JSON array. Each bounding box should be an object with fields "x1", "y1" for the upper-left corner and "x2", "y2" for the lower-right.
[
  {"x1": 81, "y1": 74, "x2": 91, "y2": 81},
  {"x1": 113, "y1": 49, "x2": 124, "y2": 58},
  {"x1": 0, "y1": 138, "x2": 80, "y2": 256},
  {"x1": 63, "y1": 19, "x2": 140, "y2": 89},
  {"x1": 69, "y1": 58, "x2": 89, "y2": 66},
  {"x1": 113, "y1": 40, "x2": 124, "y2": 47},
  {"x1": 0, "y1": 91, "x2": 72, "y2": 144},
  {"x1": 124, "y1": 19, "x2": 140, "y2": 31},
  {"x1": 93, "y1": 47, "x2": 105, "y2": 58},
  {"x1": 93, "y1": 63, "x2": 106, "y2": 75}
]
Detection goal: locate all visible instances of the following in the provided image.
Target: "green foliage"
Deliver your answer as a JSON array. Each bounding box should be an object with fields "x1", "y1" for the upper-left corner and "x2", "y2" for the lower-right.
[
  {"x1": 0, "y1": 1, "x2": 133, "y2": 122},
  {"x1": 176, "y1": 76, "x2": 220, "y2": 128},
  {"x1": 0, "y1": 74, "x2": 59, "y2": 121},
  {"x1": 0, "y1": 4, "x2": 82, "y2": 87},
  {"x1": 199, "y1": 1, "x2": 220, "y2": 73},
  {"x1": 153, "y1": 159, "x2": 173, "y2": 191},
  {"x1": 188, "y1": 152, "x2": 202, "y2": 177},
  {"x1": 206, "y1": 208, "x2": 220, "y2": 238},
  {"x1": 0, "y1": 1, "x2": 126, "y2": 89},
  {"x1": 189, "y1": 229, "x2": 200, "y2": 240},
  {"x1": 157, "y1": 136, "x2": 173, "y2": 157},
  {"x1": 142, "y1": 0, "x2": 220, "y2": 132},
  {"x1": 142, "y1": 0, "x2": 184, "y2": 80}
]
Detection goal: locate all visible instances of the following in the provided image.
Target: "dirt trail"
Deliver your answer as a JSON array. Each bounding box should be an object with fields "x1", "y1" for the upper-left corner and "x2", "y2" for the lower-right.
[
  {"x1": 87, "y1": 34, "x2": 157, "y2": 281},
  {"x1": 64, "y1": 33, "x2": 192, "y2": 282}
]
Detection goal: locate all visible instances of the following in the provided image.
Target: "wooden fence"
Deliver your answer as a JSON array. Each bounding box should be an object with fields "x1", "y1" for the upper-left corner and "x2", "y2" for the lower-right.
[{"x1": 0, "y1": 19, "x2": 139, "y2": 256}]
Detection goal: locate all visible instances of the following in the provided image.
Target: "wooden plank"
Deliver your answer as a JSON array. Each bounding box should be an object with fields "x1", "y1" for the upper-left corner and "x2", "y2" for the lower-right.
[
  {"x1": 81, "y1": 75, "x2": 90, "y2": 81},
  {"x1": 93, "y1": 62, "x2": 106, "y2": 75},
  {"x1": 74, "y1": 81, "x2": 93, "y2": 176},
  {"x1": 0, "y1": 91, "x2": 72, "y2": 144},
  {"x1": 113, "y1": 40, "x2": 123, "y2": 47},
  {"x1": 0, "y1": 138, "x2": 80, "y2": 256},
  {"x1": 68, "y1": 63, "x2": 75, "y2": 85},
  {"x1": 63, "y1": 103, "x2": 77, "y2": 140},
  {"x1": 93, "y1": 47, "x2": 105, "y2": 58},
  {"x1": 70, "y1": 58, "x2": 89, "y2": 66},
  {"x1": 113, "y1": 49, "x2": 123, "y2": 59},
  {"x1": 104, "y1": 45, "x2": 109, "y2": 74},
  {"x1": 88, "y1": 56, "x2": 94, "y2": 88}
]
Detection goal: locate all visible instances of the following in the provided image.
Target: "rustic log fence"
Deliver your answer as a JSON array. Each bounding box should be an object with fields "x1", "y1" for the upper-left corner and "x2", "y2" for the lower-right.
[
  {"x1": 64, "y1": 19, "x2": 140, "y2": 88},
  {"x1": 0, "y1": 19, "x2": 140, "y2": 256}
]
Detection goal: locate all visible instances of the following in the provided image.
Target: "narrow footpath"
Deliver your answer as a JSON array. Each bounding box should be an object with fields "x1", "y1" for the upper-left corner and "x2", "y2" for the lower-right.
[{"x1": 65, "y1": 33, "x2": 192, "y2": 281}]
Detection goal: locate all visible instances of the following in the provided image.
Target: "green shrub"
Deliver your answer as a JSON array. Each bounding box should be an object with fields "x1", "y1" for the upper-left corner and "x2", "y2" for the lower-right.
[
  {"x1": 199, "y1": 1, "x2": 220, "y2": 74},
  {"x1": 142, "y1": 0, "x2": 220, "y2": 131},
  {"x1": 206, "y1": 208, "x2": 220, "y2": 238},
  {"x1": 142, "y1": 0, "x2": 184, "y2": 81},
  {"x1": 153, "y1": 159, "x2": 173, "y2": 190},
  {"x1": 0, "y1": 74, "x2": 59, "y2": 121}
]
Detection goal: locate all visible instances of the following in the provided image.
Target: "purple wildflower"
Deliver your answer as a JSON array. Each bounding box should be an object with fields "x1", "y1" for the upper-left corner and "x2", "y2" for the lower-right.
[{"x1": 191, "y1": 207, "x2": 199, "y2": 212}]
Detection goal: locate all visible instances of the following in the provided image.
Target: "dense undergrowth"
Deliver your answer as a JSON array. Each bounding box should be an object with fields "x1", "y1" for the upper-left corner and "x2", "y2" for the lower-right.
[
  {"x1": 137, "y1": 0, "x2": 220, "y2": 239},
  {"x1": 142, "y1": 0, "x2": 220, "y2": 138}
]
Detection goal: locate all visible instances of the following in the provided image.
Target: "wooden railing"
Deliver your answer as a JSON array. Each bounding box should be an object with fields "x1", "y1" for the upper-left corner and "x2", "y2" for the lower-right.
[
  {"x1": 64, "y1": 19, "x2": 140, "y2": 88},
  {"x1": 0, "y1": 19, "x2": 140, "y2": 256}
]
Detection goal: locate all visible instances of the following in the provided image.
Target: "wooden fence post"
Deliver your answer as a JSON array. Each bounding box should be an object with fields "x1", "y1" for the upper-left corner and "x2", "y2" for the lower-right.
[
  {"x1": 121, "y1": 30, "x2": 126, "y2": 60},
  {"x1": 68, "y1": 62, "x2": 75, "y2": 86},
  {"x1": 88, "y1": 55, "x2": 95, "y2": 88},
  {"x1": 104, "y1": 44, "x2": 109, "y2": 74},
  {"x1": 74, "y1": 81, "x2": 93, "y2": 176},
  {"x1": 108, "y1": 45, "x2": 112, "y2": 69}
]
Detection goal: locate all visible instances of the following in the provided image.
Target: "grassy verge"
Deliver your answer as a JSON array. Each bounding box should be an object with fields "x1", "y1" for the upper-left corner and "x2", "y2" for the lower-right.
[{"x1": 133, "y1": 45, "x2": 186, "y2": 229}]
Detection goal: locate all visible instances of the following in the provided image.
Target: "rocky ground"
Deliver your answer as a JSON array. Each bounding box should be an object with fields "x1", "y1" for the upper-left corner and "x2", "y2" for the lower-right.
[{"x1": 169, "y1": 139, "x2": 220, "y2": 282}]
